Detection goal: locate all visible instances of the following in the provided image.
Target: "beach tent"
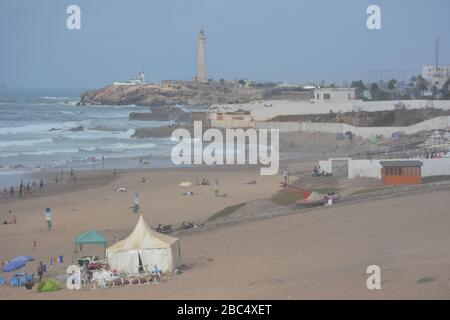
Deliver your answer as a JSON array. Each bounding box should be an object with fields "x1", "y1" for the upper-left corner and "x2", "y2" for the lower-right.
[
  {"x1": 37, "y1": 278, "x2": 61, "y2": 293},
  {"x1": 106, "y1": 215, "x2": 181, "y2": 274},
  {"x1": 74, "y1": 231, "x2": 108, "y2": 259},
  {"x1": 76, "y1": 231, "x2": 107, "y2": 246}
]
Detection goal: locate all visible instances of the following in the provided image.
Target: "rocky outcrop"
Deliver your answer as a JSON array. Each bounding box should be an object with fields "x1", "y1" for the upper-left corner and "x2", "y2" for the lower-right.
[
  {"x1": 129, "y1": 106, "x2": 190, "y2": 122},
  {"x1": 132, "y1": 122, "x2": 211, "y2": 138},
  {"x1": 79, "y1": 81, "x2": 266, "y2": 107},
  {"x1": 130, "y1": 109, "x2": 210, "y2": 124}
]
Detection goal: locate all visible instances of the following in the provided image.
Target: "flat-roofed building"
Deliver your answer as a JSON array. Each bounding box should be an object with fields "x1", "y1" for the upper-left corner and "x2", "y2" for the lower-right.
[
  {"x1": 313, "y1": 87, "x2": 356, "y2": 102},
  {"x1": 422, "y1": 65, "x2": 450, "y2": 89},
  {"x1": 380, "y1": 160, "x2": 423, "y2": 185}
]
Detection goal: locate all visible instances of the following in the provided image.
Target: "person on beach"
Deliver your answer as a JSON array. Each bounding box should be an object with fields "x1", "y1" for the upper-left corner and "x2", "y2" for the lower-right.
[
  {"x1": 19, "y1": 182, "x2": 23, "y2": 198},
  {"x1": 37, "y1": 262, "x2": 43, "y2": 282},
  {"x1": 10, "y1": 185, "x2": 14, "y2": 197},
  {"x1": 39, "y1": 178, "x2": 44, "y2": 190},
  {"x1": 26, "y1": 182, "x2": 31, "y2": 195},
  {"x1": 214, "y1": 179, "x2": 220, "y2": 197}
]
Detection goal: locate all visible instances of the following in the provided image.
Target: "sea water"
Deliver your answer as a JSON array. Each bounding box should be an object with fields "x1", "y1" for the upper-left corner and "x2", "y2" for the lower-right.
[{"x1": 0, "y1": 87, "x2": 179, "y2": 186}]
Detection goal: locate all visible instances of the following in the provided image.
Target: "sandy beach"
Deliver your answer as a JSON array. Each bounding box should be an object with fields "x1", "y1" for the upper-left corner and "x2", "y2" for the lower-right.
[{"x1": 1, "y1": 164, "x2": 449, "y2": 300}]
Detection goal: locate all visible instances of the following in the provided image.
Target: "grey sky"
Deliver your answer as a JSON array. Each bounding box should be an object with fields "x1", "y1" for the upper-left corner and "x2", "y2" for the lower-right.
[{"x1": 0, "y1": 0, "x2": 449, "y2": 88}]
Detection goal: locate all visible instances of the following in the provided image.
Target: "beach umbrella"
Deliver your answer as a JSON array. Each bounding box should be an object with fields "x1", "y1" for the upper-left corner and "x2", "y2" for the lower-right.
[
  {"x1": 10, "y1": 256, "x2": 34, "y2": 264},
  {"x1": 2, "y1": 260, "x2": 26, "y2": 272},
  {"x1": 2, "y1": 256, "x2": 34, "y2": 272}
]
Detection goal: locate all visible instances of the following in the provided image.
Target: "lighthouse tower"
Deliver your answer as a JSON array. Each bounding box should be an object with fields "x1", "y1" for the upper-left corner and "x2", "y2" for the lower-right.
[{"x1": 197, "y1": 29, "x2": 207, "y2": 82}]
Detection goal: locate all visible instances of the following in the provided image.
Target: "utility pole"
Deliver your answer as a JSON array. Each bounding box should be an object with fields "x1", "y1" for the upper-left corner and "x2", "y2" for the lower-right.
[{"x1": 435, "y1": 37, "x2": 439, "y2": 77}]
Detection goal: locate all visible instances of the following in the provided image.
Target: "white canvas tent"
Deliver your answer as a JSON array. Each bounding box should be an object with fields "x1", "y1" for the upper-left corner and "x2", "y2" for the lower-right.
[{"x1": 106, "y1": 215, "x2": 181, "y2": 274}]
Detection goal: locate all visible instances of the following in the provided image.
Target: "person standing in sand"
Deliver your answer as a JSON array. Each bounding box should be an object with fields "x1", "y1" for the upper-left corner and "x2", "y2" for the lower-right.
[
  {"x1": 214, "y1": 179, "x2": 220, "y2": 197},
  {"x1": 19, "y1": 181, "x2": 23, "y2": 198},
  {"x1": 37, "y1": 261, "x2": 43, "y2": 282}
]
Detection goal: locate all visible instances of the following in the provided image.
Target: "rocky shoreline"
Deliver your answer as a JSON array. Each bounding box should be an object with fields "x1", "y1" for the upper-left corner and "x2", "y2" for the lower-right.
[{"x1": 132, "y1": 122, "x2": 211, "y2": 138}]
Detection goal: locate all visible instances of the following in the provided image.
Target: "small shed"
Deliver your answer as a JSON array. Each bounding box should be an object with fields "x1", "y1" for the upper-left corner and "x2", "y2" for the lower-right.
[{"x1": 380, "y1": 160, "x2": 423, "y2": 185}]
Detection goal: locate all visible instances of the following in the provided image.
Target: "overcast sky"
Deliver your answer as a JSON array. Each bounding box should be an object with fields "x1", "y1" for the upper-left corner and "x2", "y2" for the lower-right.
[{"x1": 1, "y1": 0, "x2": 449, "y2": 88}]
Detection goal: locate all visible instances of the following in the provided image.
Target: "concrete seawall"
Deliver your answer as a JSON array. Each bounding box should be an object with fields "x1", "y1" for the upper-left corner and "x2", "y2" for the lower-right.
[{"x1": 249, "y1": 99, "x2": 450, "y2": 121}]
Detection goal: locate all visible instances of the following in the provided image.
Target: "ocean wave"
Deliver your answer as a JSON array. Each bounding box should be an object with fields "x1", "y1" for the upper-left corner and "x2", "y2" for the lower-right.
[
  {"x1": 40, "y1": 96, "x2": 78, "y2": 100},
  {"x1": 0, "y1": 121, "x2": 90, "y2": 135},
  {"x1": 0, "y1": 148, "x2": 79, "y2": 158},
  {"x1": 21, "y1": 148, "x2": 80, "y2": 156},
  {"x1": 62, "y1": 128, "x2": 136, "y2": 140},
  {"x1": 58, "y1": 110, "x2": 80, "y2": 115},
  {"x1": 78, "y1": 142, "x2": 156, "y2": 153},
  {"x1": 0, "y1": 138, "x2": 53, "y2": 147}
]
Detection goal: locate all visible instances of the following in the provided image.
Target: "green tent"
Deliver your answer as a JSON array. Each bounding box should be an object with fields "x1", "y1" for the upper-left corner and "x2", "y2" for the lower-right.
[
  {"x1": 74, "y1": 231, "x2": 108, "y2": 260},
  {"x1": 75, "y1": 230, "x2": 107, "y2": 245},
  {"x1": 37, "y1": 278, "x2": 61, "y2": 292}
]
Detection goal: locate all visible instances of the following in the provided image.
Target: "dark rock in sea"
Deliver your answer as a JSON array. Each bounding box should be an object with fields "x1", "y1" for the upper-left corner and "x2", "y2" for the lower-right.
[
  {"x1": 48, "y1": 128, "x2": 62, "y2": 132},
  {"x1": 68, "y1": 126, "x2": 84, "y2": 132}
]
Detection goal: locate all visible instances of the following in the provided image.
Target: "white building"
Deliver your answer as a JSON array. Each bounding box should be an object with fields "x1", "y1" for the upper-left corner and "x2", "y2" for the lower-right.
[
  {"x1": 318, "y1": 157, "x2": 450, "y2": 180},
  {"x1": 422, "y1": 65, "x2": 450, "y2": 89},
  {"x1": 113, "y1": 71, "x2": 146, "y2": 86},
  {"x1": 313, "y1": 87, "x2": 356, "y2": 102}
]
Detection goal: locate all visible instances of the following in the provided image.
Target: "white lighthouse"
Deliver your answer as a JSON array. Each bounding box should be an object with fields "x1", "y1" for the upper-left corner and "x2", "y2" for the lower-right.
[{"x1": 197, "y1": 29, "x2": 207, "y2": 82}]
